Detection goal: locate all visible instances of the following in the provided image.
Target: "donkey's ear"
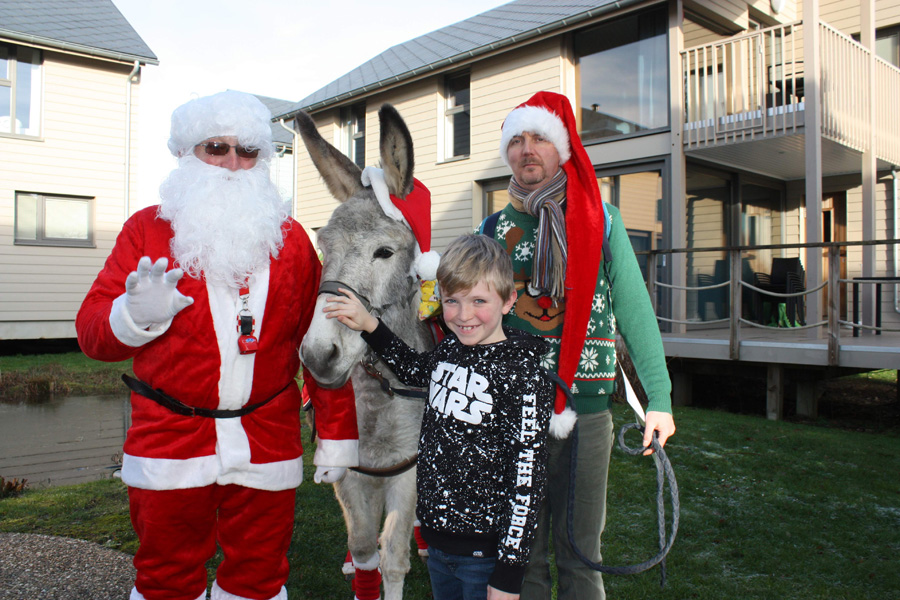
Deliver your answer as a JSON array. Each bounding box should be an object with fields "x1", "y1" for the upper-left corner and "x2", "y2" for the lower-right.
[
  {"x1": 294, "y1": 110, "x2": 364, "y2": 202},
  {"x1": 378, "y1": 104, "x2": 414, "y2": 199}
]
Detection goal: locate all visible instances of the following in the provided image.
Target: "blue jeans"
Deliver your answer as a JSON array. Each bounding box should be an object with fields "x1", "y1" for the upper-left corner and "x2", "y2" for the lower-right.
[{"x1": 427, "y1": 546, "x2": 496, "y2": 600}]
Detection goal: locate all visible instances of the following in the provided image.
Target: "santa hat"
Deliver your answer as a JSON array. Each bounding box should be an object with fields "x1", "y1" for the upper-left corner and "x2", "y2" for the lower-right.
[
  {"x1": 167, "y1": 90, "x2": 275, "y2": 161},
  {"x1": 499, "y1": 104, "x2": 572, "y2": 167},
  {"x1": 361, "y1": 166, "x2": 440, "y2": 280},
  {"x1": 500, "y1": 91, "x2": 607, "y2": 439}
]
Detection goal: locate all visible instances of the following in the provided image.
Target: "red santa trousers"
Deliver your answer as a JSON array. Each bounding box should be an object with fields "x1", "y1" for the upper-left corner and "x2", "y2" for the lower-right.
[{"x1": 129, "y1": 484, "x2": 295, "y2": 600}]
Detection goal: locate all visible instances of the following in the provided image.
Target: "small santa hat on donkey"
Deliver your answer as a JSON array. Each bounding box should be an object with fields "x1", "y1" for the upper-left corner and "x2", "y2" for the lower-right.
[
  {"x1": 361, "y1": 166, "x2": 440, "y2": 281},
  {"x1": 499, "y1": 91, "x2": 608, "y2": 439}
]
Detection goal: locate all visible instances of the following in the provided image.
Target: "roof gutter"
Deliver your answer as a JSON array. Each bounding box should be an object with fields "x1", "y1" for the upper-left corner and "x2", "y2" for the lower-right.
[
  {"x1": 0, "y1": 29, "x2": 159, "y2": 66},
  {"x1": 281, "y1": 0, "x2": 643, "y2": 118},
  {"x1": 278, "y1": 119, "x2": 299, "y2": 220}
]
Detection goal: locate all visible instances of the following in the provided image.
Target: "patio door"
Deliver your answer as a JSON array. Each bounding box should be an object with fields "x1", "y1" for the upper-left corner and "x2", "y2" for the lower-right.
[{"x1": 822, "y1": 193, "x2": 847, "y2": 318}]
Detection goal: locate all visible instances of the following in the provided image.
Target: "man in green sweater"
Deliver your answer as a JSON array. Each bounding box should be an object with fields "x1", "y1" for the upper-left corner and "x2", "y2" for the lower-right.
[{"x1": 478, "y1": 91, "x2": 676, "y2": 600}]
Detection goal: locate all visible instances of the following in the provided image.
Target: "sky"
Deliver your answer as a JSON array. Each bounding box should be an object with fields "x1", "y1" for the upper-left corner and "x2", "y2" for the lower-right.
[{"x1": 111, "y1": 0, "x2": 509, "y2": 210}]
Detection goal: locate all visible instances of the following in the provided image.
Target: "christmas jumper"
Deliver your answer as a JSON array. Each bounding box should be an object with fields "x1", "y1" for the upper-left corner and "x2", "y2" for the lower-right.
[
  {"x1": 361, "y1": 322, "x2": 555, "y2": 594},
  {"x1": 480, "y1": 202, "x2": 672, "y2": 416},
  {"x1": 76, "y1": 206, "x2": 359, "y2": 491}
]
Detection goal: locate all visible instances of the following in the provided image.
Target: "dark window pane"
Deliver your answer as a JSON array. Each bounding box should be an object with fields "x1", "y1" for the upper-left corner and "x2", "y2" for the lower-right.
[{"x1": 452, "y1": 111, "x2": 470, "y2": 156}]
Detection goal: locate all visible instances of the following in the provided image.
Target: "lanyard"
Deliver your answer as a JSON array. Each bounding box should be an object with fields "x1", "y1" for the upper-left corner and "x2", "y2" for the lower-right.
[{"x1": 237, "y1": 284, "x2": 259, "y2": 354}]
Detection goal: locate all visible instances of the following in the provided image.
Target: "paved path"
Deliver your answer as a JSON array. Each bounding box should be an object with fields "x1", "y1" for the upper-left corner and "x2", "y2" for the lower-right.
[{"x1": 0, "y1": 533, "x2": 135, "y2": 600}]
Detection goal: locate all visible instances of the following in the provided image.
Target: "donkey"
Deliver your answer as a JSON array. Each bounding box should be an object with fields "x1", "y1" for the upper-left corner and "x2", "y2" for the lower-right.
[{"x1": 297, "y1": 104, "x2": 434, "y2": 600}]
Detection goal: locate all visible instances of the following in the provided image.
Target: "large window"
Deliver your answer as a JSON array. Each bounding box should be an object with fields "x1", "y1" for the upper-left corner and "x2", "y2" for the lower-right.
[
  {"x1": 443, "y1": 72, "x2": 470, "y2": 160},
  {"x1": 1, "y1": 44, "x2": 42, "y2": 137},
  {"x1": 575, "y1": 7, "x2": 668, "y2": 142},
  {"x1": 876, "y1": 26, "x2": 900, "y2": 67},
  {"x1": 15, "y1": 193, "x2": 94, "y2": 247},
  {"x1": 340, "y1": 103, "x2": 365, "y2": 168}
]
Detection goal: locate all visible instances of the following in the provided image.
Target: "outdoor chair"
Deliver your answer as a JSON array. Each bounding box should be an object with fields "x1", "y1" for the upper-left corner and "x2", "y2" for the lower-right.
[{"x1": 754, "y1": 257, "x2": 805, "y2": 326}]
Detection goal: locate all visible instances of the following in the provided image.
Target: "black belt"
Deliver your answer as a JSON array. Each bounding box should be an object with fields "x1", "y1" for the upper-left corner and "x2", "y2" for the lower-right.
[{"x1": 122, "y1": 374, "x2": 292, "y2": 418}]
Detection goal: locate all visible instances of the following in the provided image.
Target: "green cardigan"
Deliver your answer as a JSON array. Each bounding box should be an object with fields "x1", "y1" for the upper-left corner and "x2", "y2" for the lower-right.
[{"x1": 480, "y1": 202, "x2": 672, "y2": 415}]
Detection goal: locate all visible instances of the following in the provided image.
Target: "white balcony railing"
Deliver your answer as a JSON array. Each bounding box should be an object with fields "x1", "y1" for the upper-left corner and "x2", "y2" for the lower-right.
[
  {"x1": 682, "y1": 20, "x2": 900, "y2": 164},
  {"x1": 682, "y1": 21, "x2": 804, "y2": 148},
  {"x1": 875, "y1": 56, "x2": 900, "y2": 166}
]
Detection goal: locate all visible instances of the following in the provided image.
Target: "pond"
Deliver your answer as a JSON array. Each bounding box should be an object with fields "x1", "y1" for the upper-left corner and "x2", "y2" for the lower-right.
[{"x1": 0, "y1": 395, "x2": 129, "y2": 487}]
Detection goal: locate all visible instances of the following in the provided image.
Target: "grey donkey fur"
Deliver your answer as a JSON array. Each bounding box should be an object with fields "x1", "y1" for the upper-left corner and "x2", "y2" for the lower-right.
[{"x1": 297, "y1": 104, "x2": 434, "y2": 600}]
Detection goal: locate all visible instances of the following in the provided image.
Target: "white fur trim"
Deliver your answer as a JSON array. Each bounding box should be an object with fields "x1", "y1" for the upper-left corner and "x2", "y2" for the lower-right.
[
  {"x1": 415, "y1": 251, "x2": 440, "y2": 281},
  {"x1": 121, "y1": 453, "x2": 219, "y2": 489},
  {"x1": 212, "y1": 580, "x2": 286, "y2": 600},
  {"x1": 549, "y1": 407, "x2": 577, "y2": 439},
  {"x1": 352, "y1": 552, "x2": 381, "y2": 570},
  {"x1": 313, "y1": 438, "x2": 360, "y2": 468},
  {"x1": 500, "y1": 104, "x2": 571, "y2": 167},
  {"x1": 342, "y1": 558, "x2": 356, "y2": 576},
  {"x1": 110, "y1": 293, "x2": 171, "y2": 347},
  {"x1": 131, "y1": 586, "x2": 205, "y2": 600},
  {"x1": 361, "y1": 166, "x2": 405, "y2": 222},
  {"x1": 121, "y1": 453, "x2": 302, "y2": 491}
]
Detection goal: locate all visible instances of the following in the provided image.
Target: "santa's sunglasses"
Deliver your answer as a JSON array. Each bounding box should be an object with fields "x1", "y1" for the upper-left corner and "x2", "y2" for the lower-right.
[{"x1": 196, "y1": 141, "x2": 259, "y2": 159}]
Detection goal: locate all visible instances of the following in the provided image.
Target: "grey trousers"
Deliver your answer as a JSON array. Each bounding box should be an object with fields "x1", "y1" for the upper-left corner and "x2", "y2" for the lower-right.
[{"x1": 521, "y1": 410, "x2": 614, "y2": 600}]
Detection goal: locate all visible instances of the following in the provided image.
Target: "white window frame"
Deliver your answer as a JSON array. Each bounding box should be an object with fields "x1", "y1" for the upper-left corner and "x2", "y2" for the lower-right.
[
  {"x1": 340, "y1": 103, "x2": 365, "y2": 168},
  {"x1": 0, "y1": 44, "x2": 42, "y2": 138},
  {"x1": 14, "y1": 192, "x2": 95, "y2": 248}
]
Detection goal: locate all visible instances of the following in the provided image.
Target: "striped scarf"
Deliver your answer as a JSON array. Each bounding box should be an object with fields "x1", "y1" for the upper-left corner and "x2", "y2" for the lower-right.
[{"x1": 508, "y1": 169, "x2": 568, "y2": 301}]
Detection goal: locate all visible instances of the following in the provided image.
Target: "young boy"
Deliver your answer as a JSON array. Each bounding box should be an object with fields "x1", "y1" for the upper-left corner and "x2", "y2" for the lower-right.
[{"x1": 324, "y1": 234, "x2": 555, "y2": 600}]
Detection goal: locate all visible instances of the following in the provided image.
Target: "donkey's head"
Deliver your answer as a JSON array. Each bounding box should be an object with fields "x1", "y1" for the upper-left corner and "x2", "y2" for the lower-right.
[{"x1": 298, "y1": 104, "x2": 421, "y2": 388}]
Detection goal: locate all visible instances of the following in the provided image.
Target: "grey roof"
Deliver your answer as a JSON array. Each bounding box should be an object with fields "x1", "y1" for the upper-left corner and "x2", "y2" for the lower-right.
[
  {"x1": 253, "y1": 94, "x2": 296, "y2": 147},
  {"x1": 278, "y1": 0, "x2": 636, "y2": 117},
  {"x1": 0, "y1": 0, "x2": 158, "y2": 65}
]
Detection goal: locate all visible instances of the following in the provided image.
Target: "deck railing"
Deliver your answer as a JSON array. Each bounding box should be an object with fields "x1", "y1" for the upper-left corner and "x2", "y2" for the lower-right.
[{"x1": 642, "y1": 239, "x2": 900, "y2": 366}]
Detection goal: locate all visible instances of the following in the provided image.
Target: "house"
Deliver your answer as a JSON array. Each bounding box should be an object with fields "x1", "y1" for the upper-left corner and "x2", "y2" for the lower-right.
[
  {"x1": 278, "y1": 0, "x2": 900, "y2": 417},
  {"x1": 253, "y1": 94, "x2": 297, "y2": 212},
  {"x1": 0, "y1": 0, "x2": 157, "y2": 342}
]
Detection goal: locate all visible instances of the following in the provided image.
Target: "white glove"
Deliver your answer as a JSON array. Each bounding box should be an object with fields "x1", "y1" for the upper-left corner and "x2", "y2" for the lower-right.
[
  {"x1": 314, "y1": 466, "x2": 347, "y2": 484},
  {"x1": 125, "y1": 257, "x2": 194, "y2": 329}
]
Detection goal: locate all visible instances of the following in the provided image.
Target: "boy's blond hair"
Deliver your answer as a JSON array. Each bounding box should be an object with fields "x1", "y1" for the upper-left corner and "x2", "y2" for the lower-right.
[{"x1": 436, "y1": 234, "x2": 516, "y2": 300}]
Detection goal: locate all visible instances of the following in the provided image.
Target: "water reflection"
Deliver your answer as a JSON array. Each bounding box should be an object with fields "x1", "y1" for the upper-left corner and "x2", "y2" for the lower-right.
[{"x1": 0, "y1": 395, "x2": 129, "y2": 487}]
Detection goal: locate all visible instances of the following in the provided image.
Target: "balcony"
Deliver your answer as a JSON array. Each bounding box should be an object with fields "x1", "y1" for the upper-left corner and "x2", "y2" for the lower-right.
[{"x1": 681, "y1": 20, "x2": 900, "y2": 178}]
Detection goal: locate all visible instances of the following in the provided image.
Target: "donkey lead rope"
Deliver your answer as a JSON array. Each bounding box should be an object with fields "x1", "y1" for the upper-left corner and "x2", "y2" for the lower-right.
[{"x1": 566, "y1": 421, "x2": 680, "y2": 587}]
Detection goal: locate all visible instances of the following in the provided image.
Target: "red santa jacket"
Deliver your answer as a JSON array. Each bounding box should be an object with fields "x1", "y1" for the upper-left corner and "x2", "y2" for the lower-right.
[{"x1": 76, "y1": 206, "x2": 358, "y2": 491}]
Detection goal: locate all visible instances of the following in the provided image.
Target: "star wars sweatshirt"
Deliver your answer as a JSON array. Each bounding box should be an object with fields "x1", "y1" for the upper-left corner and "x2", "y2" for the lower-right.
[{"x1": 361, "y1": 322, "x2": 555, "y2": 594}]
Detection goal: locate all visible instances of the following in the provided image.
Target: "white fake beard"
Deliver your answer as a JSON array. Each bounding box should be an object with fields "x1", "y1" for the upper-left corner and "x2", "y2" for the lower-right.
[{"x1": 158, "y1": 155, "x2": 289, "y2": 289}]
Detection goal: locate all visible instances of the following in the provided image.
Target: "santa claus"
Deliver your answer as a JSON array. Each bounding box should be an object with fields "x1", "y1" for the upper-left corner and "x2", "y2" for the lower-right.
[{"x1": 76, "y1": 90, "x2": 358, "y2": 600}]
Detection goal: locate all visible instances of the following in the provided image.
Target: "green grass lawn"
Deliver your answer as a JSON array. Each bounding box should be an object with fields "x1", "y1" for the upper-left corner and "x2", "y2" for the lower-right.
[{"x1": 2, "y1": 403, "x2": 898, "y2": 599}]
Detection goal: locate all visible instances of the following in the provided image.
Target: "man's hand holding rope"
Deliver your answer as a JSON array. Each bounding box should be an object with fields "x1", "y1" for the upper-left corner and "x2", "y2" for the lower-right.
[{"x1": 642, "y1": 411, "x2": 676, "y2": 456}]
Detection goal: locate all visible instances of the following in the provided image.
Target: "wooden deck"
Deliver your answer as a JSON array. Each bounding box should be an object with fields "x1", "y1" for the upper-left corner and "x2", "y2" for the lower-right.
[
  {"x1": 662, "y1": 323, "x2": 900, "y2": 370},
  {"x1": 0, "y1": 395, "x2": 128, "y2": 488}
]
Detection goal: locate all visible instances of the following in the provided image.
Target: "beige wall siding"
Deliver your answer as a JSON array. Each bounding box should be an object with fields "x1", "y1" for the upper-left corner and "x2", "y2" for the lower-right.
[
  {"x1": 686, "y1": 0, "x2": 748, "y2": 30},
  {"x1": 819, "y1": 0, "x2": 900, "y2": 33},
  {"x1": 0, "y1": 51, "x2": 142, "y2": 339}
]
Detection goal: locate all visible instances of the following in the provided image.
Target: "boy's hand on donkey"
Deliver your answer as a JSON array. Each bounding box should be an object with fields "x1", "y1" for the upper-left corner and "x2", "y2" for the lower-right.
[{"x1": 323, "y1": 289, "x2": 378, "y2": 333}]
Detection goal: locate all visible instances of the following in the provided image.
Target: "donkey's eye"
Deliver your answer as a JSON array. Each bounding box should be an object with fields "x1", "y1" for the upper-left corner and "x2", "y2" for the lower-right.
[{"x1": 373, "y1": 247, "x2": 394, "y2": 260}]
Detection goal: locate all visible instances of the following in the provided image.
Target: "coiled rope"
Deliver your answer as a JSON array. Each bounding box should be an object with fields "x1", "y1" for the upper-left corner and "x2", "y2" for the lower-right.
[{"x1": 566, "y1": 421, "x2": 680, "y2": 587}]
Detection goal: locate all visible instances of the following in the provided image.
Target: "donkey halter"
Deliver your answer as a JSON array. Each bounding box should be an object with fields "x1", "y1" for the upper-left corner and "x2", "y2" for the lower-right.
[{"x1": 317, "y1": 278, "x2": 418, "y2": 318}]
